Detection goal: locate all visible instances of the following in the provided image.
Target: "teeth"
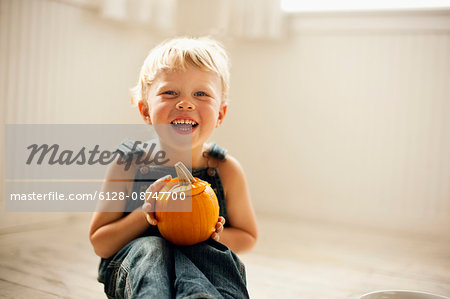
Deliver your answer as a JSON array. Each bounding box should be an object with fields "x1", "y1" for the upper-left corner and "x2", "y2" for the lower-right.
[{"x1": 172, "y1": 119, "x2": 197, "y2": 125}]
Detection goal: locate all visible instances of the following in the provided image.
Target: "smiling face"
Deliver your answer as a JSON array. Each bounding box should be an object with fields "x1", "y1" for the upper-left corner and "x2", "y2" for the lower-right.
[{"x1": 139, "y1": 65, "x2": 227, "y2": 152}]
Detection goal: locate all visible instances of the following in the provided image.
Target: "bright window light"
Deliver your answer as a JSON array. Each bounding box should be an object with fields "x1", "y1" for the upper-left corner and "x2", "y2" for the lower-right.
[{"x1": 281, "y1": 0, "x2": 450, "y2": 12}]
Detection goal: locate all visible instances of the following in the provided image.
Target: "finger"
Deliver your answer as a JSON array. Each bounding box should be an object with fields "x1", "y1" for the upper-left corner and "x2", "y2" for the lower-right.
[
  {"x1": 211, "y1": 232, "x2": 219, "y2": 241},
  {"x1": 215, "y1": 221, "x2": 223, "y2": 229},
  {"x1": 148, "y1": 212, "x2": 158, "y2": 225},
  {"x1": 146, "y1": 175, "x2": 172, "y2": 196},
  {"x1": 142, "y1": 202, "x2": 152, "y2": 212},
  {"x1": 215, "y1": 222, "x2": 223, "y2": 233},
  {"x1": 145, "y1": 213, "x2": 157, "y2": 226},
  {"x1": 219, "y1": 216, "x2": 226, "y2": 226},
  {"x1": 143, "y1": 192, "x2": 157, "y2": 224},
  {"x1": 141, "y1": 203, "x2": 157, "y2": 225},
  {"x1": 144, "y1": 175, "x2": 171, "y2": 225}
]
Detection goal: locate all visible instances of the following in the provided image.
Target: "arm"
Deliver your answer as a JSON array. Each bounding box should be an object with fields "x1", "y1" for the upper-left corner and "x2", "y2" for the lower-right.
[
  {"x1": 214, "y1": 155, "x2": 258, "y2": 253},
  {"x1": 89, "y1": 208, "x2": 151, "y2": 259},
  {"x1": 88, "y1": 160, "x2": 151, "y2": 259}
]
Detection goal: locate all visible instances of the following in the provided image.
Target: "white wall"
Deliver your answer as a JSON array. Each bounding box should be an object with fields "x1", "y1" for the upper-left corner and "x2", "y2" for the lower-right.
[
  {"x1": 216, "y1": 12, "x2": 450, "y2": 237},
  {"x1": 0, "y1": 0, "x2": 155, "y2": 227},
  {"x1": 1, "y1": 0, "x2": 449, "y2": 237}
]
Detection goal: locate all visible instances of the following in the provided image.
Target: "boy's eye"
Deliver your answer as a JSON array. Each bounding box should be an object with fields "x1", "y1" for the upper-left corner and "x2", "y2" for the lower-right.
[
  {"x1": 162, "y1": 91, "x2": 176, "y2": 96},
  {"x1": 194, "y1": 91, "x2": 207, "y2": 97}
]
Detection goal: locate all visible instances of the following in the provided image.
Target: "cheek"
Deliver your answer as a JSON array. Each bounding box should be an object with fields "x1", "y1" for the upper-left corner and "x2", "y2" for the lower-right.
[
  {"x1": 205, "y1": 103, "x2": 221, "y2": 116},
  {"x1": 149, "y1": 101, "x2": 170, "y2": 116},
  {"x1": 201, "y1": 107, "x2": 220, "y2": 124}
]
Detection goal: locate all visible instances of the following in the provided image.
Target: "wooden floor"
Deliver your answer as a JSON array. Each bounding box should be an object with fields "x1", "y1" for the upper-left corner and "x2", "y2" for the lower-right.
[{"x1": 0, "y1": 214, "x2": 449, "y2": 299}]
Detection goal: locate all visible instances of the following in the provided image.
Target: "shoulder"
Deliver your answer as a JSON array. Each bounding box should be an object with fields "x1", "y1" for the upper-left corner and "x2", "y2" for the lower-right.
[
  {"x1": 204, "y1": 143, "x2": 245, "y2": 180},
  {"x1": 216, "y1": 154, "x2": 248, "y2": 194},
  {"x1": 218, "y1": 154, "x2": 245, "y2": 177}
]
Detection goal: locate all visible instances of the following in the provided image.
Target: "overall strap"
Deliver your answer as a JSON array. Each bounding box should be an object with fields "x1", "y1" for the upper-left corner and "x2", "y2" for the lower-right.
[
  {"x1": 207, "y1": 143, "x2": 227, "y2": 160},
  {"x1": 115, "y1": 139, "x2": 145, "y2": 160},
  {"x1": 203, "y1": 143, "x2": 227, "y2": 177}
]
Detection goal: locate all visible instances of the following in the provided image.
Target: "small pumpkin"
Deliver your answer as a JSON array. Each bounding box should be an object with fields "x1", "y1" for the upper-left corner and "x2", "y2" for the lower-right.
[{"x1": 155, "y1": 161, "x2": 220, "y2": 245}]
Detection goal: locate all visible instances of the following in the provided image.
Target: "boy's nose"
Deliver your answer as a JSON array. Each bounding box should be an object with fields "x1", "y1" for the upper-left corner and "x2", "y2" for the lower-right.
[{"x1": 176, "y1": 100, "x2": 195, "y2": 111}]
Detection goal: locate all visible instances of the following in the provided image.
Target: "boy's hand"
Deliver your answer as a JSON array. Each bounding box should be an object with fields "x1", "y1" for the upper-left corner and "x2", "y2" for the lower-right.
[
  {"x1": 211, "y1": 216, "x2": 226, "y2": 241},
  {"x1": 142, "y1": 175, "x2": 172, "y2": 226}
]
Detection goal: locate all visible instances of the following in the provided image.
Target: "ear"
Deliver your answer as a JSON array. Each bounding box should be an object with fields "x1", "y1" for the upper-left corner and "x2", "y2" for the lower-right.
[
  {"x1": 138, "y1": 100, "x2": 152, "y2": 125},
  {"x1": 216, "y1": 104, "x2": 228, "y2": 128}
]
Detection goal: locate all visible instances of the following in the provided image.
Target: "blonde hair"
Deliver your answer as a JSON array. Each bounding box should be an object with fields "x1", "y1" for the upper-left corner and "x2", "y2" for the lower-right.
[{"x1": 131, "y1": 37, "x2": 230, "y2": 105}]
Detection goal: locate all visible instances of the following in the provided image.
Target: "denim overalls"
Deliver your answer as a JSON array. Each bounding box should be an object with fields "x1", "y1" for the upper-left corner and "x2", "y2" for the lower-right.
[{"x1": 97, "y1": 141, "x2": 249, "y2": 299}]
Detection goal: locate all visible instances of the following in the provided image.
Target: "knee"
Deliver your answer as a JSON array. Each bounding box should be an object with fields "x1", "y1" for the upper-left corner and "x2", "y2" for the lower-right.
[
  {"x1": 128, "y1": 236, "x2": 172, "y2": 260},
  {"x1": 138, "y1": 236, "x2": 171, "y2": 250}
]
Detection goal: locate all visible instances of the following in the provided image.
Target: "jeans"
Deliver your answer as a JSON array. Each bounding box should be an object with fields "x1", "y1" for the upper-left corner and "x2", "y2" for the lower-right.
[{"x1": 98, "y1": 236, "x2": 249, "y2": 299}]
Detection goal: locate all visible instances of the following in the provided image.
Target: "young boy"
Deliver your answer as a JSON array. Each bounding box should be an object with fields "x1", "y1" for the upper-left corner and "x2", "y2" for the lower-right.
[{"x1": 89, "y1": 37, "x2": 258, "y2": 298}]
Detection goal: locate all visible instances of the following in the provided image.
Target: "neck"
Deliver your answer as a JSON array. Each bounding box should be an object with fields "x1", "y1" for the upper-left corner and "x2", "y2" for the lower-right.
[{"x1": 191, "y1": 144, "x2": 207, "y2": 168}]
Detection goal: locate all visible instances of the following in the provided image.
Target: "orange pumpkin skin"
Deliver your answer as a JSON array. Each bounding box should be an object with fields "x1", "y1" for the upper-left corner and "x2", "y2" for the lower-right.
[{"x1": 155, "y1": 177, "x2": 220, "y2": 246}]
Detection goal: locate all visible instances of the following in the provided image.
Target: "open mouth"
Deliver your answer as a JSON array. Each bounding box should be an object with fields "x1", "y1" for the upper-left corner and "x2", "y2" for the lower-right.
[{"x1": 170, "y1": 119, "x2": 198, "y2": 134}]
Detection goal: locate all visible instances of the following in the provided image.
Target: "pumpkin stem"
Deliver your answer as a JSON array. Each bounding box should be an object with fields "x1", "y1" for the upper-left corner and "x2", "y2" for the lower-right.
[{"x1": 175, "y1": 162, "x2": 195, "y2": 185}]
